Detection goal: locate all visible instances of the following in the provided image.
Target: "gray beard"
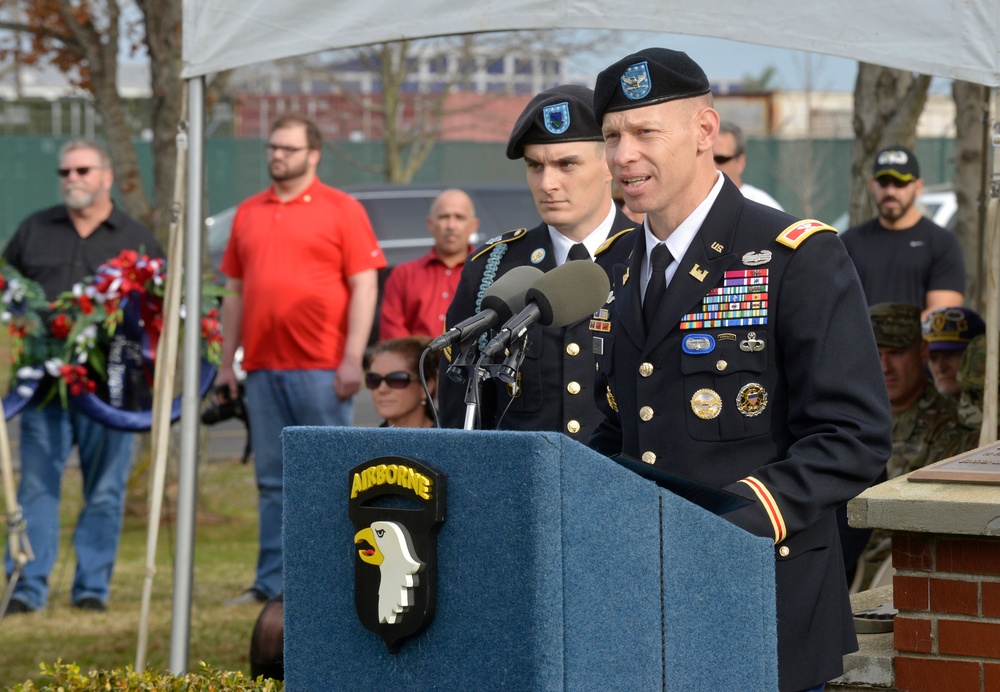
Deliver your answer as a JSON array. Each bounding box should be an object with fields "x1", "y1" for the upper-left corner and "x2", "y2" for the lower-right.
[{"x1": 63, "y1": 188, "x2": 96, "y2": 210}]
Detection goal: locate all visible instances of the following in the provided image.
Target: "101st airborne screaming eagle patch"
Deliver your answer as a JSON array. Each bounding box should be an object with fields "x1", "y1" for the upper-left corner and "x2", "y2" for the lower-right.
[{"x1": 349, "y1": 456, "x2": 446, "y2": 653}]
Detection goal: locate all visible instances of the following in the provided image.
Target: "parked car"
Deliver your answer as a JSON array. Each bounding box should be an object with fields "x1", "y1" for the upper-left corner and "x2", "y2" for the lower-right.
[
  {"x1": 206, "y1": 182, "x2": 539, "y2": 275},
  {"x1": 204, "y1": 182, "x2": 540, "y2": 344},
  {"x1": 831, "y1": 186, "x2": 957, "y2": 232}
]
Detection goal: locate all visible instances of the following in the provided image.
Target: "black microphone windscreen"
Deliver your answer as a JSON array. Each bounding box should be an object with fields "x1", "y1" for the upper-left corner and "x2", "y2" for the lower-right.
[
  {"x1": 525, "y1": 260, "x2": 610, "y2": 327},
  {"x1": 479, "y1": 265, "x2": 544, "y2": 322}
]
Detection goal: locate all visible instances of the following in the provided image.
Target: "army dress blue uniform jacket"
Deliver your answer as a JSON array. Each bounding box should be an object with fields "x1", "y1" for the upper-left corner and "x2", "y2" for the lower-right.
[
  {"x1": 589, "y1": 179, "x2": 892, "y2": 691},
  {"x1": 439, "y1": 208, "x2": 636, "y2": 439}
]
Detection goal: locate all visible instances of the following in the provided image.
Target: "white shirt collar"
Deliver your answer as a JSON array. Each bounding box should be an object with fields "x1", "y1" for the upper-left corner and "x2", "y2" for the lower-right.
[
  {"x1": 549, "y1": 202, "x2": 617, "y2": 265},
  {"x1": 643, "y1": 171, "x2": 725, "y2": 288}
]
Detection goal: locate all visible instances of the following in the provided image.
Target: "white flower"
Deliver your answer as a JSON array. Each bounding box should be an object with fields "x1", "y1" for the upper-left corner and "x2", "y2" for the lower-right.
[{"x1": 16, "y1": 366, "x2": 43, "y2": 380}]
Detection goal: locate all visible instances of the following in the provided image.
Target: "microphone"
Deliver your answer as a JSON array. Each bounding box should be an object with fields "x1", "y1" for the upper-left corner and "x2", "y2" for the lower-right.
[
  {"x1": 482, "y1": 260, "x2": 611, "y2": 359},
  {"x1": 428, "y1": 265, "x2": 544, "y2": 352}
]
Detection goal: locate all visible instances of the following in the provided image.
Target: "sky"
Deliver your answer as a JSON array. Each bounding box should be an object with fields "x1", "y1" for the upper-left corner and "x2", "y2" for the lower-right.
[{"x1": 567, "y1": 32, "x2": 951, "y2": 94}]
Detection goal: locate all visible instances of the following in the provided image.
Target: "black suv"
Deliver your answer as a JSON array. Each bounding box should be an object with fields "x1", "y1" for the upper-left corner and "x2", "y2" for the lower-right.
[
  {"x1": 206, "y1": 182, "x2": 540, "y2": 273},
  {"x1": 205, "y1": 182, "x2": 540, "y2": 344}
]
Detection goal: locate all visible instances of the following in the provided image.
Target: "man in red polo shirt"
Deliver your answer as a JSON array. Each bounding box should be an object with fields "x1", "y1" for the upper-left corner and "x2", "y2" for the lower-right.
[
  {"x1": 217, "y1": 114, "x2": 386, "y2": 605},
  {"x1": 379, "y1": 189, "x2": 478, "y2": 340}
]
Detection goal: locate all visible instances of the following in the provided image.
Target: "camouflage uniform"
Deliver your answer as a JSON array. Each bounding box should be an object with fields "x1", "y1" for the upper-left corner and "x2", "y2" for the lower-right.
[
  {"x1": 868, "y1": 302, "x2": 970, "y2": 477},
  {"x1": 957, "y1": 334, "x2": 998, "y2": 449},
  {"x1": 857, "y1": 304, "x2": 972, "y2": 590},
  {"x1": 888, "y1": 381, "x2": 968, "y2": 479}
]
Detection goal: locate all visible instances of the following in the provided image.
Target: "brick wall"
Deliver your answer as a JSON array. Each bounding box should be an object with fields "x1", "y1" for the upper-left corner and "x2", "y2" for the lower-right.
[{"x1": 891, "y1": 532, "x2": 1000, "y2": 691}]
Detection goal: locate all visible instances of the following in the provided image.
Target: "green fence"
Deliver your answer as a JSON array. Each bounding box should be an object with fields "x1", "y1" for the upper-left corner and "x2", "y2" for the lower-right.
[{"x1": 0, "y1": 136, "x2": 956, "y2": 244}]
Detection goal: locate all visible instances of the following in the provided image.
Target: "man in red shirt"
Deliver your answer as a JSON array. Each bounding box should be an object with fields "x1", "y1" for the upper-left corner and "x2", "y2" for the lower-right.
[
  {"x1": 217, "y1": 114, "x2": 386, "y2": 605},
  {"x1": 379, "y1": 189, "x2": 478, "y2": 340}
]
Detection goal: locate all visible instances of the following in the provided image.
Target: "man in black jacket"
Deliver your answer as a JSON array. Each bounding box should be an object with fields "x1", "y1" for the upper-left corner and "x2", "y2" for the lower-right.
[
  {"x1": 589, "y1": 48, "x2": 891, "y2": 691},
  {"x1": 439, "y1": 85, "x2": 636, "y2": 439}
]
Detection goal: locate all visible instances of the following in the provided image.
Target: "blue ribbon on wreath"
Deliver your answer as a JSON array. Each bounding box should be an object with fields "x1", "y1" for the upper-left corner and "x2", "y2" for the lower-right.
[{"x1": 2, "y1": 293, "x2": 217, "y2": 431}]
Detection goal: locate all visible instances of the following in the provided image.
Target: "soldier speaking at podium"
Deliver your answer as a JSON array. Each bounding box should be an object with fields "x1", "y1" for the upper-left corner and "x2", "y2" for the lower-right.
[
  {"x1": 438, "y1": 85, "x2": 635, "y2": 439},
  {"x1": 587, "y1": 48, "x2": 891, "y2": 691}
]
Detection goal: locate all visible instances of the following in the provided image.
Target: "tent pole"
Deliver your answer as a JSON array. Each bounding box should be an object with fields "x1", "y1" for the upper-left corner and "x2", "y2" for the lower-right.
[
  {"x1": 136, "y1": 90, "x2": 188, "y2": 672},
  {"x1": 170, "y1": 75, "x2": 205, "y2": 675},
  {"x1": 980, "y1": 87, "x2": 999, "y2": 448}
]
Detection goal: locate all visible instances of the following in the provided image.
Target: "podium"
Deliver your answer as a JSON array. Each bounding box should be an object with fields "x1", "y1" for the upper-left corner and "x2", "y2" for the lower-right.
[{"x1": 283, "y1": 427, "x2": 777, "y2": 690}]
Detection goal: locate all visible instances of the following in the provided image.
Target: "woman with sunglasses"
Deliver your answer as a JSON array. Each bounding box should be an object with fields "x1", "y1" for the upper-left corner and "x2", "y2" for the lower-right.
[{"x1": 363, "y1": 336, "x2": 438, "y2": 428}]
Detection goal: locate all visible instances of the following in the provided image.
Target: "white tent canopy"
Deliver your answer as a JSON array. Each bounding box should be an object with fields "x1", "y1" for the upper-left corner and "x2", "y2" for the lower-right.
[
  {"x1": 182, "y1": 0, "x2": 1000, "y2": 86},
  {"x1": 169, "y1": 0, "x2": 1000, "y2": 675}
]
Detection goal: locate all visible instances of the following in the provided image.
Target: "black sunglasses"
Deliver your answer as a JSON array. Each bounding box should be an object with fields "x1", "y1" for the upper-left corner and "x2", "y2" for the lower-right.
[
  {"x1": 365, "y1": 371, "x2": 415, "y2": 390},
  {"x1": 57, "y1": 166, "x2": 98, "y2": 178},
  {"x1": 266, "y1": 143, "x2": 307, "y2": 155},
  {"x1": 875, "y1": 176, "x2": 913, "y2": 189},
  {"x1": 713, "y1": 154, "x2": 739, "y2": 165}
]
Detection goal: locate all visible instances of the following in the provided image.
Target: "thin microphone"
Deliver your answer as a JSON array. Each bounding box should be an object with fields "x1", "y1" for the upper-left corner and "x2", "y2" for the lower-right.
[
  {"x1": 428, "y1": 265, "x2": 543, "y2": 352},
  {"x1": 482, "y1": 260, "x2": 610, "y2": 358}
]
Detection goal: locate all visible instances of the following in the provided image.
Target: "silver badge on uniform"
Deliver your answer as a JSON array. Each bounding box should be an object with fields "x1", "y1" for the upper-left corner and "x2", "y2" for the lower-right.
[
  {"x1": 740, "y1": 332, "x2": 765, "y2": 352},
  {"x1": 682, "y1": 334, "x2": 716, "y2": 354},
  {"x1": 742, "y1": 250, "x2": 772, "y2": 266},
  {"x1": 593, "y1": 336, "x2": 604, "y2": 355},
  {"x1": 736, "y1": 383, "x2": 767, "y2": 417}
]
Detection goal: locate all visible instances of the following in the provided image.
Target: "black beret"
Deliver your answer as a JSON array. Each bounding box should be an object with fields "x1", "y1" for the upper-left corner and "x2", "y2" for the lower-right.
[
  {"x1": 506, "y1": 84, "x2": 604, "y2": 160},
  {"x1": 593, "y1": 48, "x2": 711, "y2": 123}
]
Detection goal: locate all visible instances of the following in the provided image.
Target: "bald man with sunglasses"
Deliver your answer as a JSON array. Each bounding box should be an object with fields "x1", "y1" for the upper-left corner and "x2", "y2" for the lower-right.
[{"x1": 841, "y1": 145, "x2": 966, "y2": 319}]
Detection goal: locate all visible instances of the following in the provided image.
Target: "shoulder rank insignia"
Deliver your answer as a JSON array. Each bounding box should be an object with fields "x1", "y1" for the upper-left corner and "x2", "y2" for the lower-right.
[
  {"x1": 775, "y1": 219, "x2": 835, "y2": 249},
  {"x1": 595, "y1": 227, "x2": 636, "y2": 256},
  {"x1": 471, "y1": 228, "x2": 528, "y2": 262}
]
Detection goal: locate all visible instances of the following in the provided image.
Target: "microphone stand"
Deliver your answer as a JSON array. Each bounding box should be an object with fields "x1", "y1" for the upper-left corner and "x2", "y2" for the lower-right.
[
  {"x1": 462, "y1": 366, "x2": 485, "y2": 431},
  {"x1": 494, "y1": 333, "x2": 528, "y2": 385},
  {"x1": 445, "y1": 337, "x2": 490, "y2": 431}
]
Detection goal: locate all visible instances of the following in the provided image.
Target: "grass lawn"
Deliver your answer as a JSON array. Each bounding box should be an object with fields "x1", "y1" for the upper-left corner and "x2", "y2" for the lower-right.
[{"x1": 0, "y1": 455, "x2": 265, "y2": 689}]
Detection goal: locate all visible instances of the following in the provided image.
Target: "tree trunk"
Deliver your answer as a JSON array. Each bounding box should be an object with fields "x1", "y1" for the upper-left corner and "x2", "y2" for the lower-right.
[
  {"x1": 137, "y1": 0, "x2": 183, "y2": 249},
  {"x1": 848, "y1": 63, "x2": 931, "y2": 227},
  {"x1": 952, "y1": 80, "x2": 990, "y2": 313},
  {"x1": 56, "y1": 0, "x2": 152, "y2": 227}
]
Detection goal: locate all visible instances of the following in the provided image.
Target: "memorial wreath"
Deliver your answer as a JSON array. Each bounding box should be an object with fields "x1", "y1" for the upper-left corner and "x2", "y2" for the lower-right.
[{"x1": 0, "y1": 249, "x2": 223, "y2": 430}]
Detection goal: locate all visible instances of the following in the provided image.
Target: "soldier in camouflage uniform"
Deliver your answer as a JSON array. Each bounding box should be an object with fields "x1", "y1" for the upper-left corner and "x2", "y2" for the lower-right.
[
  {"x1": 855, "y1": 303, "x2": 972, "y2": 590},
  {"x1": 871, "y1": 302, "x2": 969, "y2": 478},
  {"x1": 956, "y1": 334, "x2": 998, "y2": 449}
]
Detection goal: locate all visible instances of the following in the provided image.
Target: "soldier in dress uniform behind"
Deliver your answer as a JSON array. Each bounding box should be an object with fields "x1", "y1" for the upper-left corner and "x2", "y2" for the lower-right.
[
  {"x1": 587, "y1": 48, "x2": 892, "y2": 691},
  {"x1": 438, "y1": 84, "x2": 637, "y2": 438}
]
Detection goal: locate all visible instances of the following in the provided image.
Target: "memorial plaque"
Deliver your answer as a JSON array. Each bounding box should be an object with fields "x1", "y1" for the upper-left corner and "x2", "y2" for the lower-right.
[{"x1": 908, "y1": 440, "x2": 1000, "y2": 484}]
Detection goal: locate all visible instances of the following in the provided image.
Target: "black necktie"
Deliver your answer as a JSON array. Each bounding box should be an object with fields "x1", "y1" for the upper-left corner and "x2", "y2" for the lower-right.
[
  {"x1": 643, "y1": 243, "x2": 673, "y2": 329},
  {"x1": 567, "y1": 242, "x2": 590, "y2": 262}
]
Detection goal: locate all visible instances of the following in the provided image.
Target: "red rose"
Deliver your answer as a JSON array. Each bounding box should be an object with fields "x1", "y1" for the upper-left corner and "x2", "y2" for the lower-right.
[{"x1": 50, "y1": 314, "x2": 74, "y2": 340}]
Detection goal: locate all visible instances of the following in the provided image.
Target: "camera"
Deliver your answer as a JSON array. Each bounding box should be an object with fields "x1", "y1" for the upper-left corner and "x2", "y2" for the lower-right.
[{"x1": 202, "y1": 384, "x2": 247, "y2": 425}]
